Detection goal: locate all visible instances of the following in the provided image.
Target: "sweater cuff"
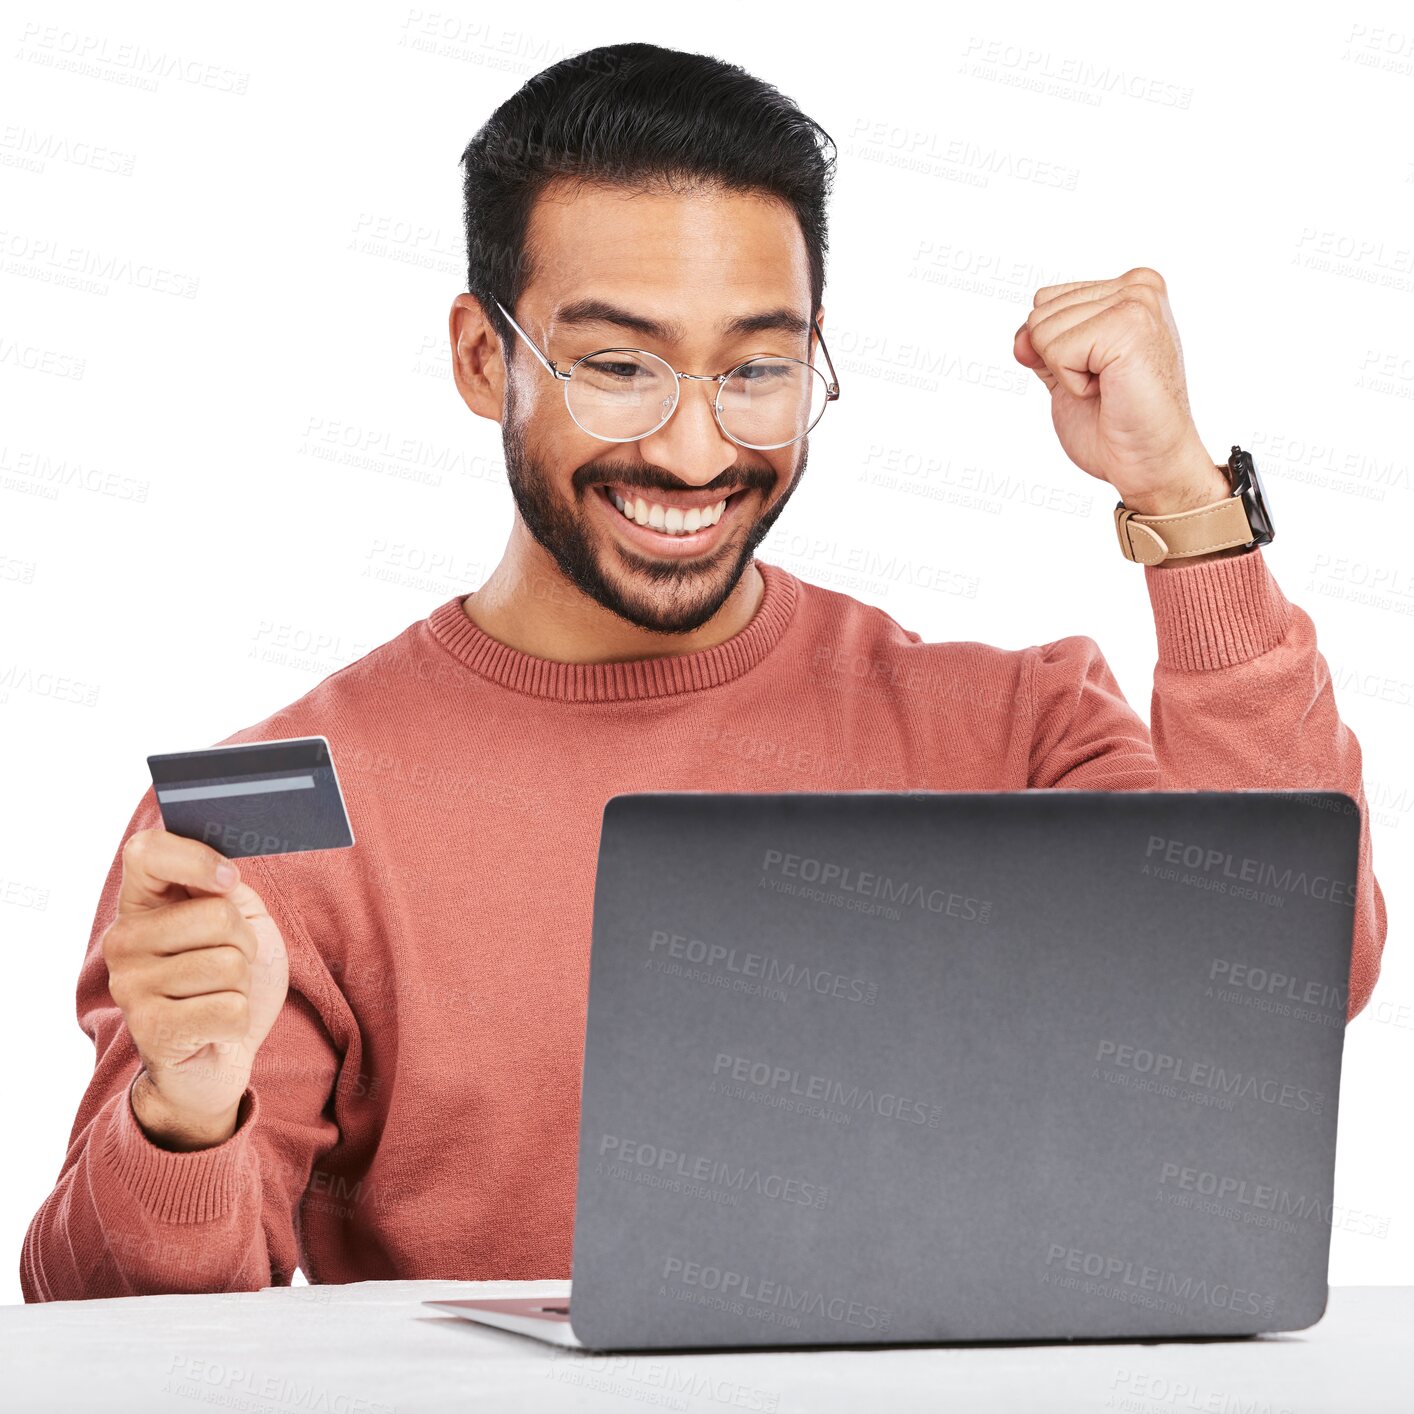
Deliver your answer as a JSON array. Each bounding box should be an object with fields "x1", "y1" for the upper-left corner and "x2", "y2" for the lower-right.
[
  {"x1": 101, "y1": 1072, "x2": 259, "y2": 1223},
  {"x1": 1144, "y1": 547, "x2": 1293, "y2": 671}
]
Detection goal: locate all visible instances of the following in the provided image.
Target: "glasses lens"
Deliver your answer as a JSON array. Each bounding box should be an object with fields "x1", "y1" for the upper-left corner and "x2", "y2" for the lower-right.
[
  {"x1": 564, "y1": 349, "x2": 831, "y2": 446},
  {"x1": 566, "y1": 350, "x2": 677, "y2": 441},
  {"x1": 719, "y1": 357, "x2": 829, "y2": 449}
]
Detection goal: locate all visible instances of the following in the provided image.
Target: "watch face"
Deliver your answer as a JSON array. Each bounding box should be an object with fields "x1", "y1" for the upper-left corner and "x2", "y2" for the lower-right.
[{"x1": 1233, "y1": 449, "x2": 1275, "y2": 546}]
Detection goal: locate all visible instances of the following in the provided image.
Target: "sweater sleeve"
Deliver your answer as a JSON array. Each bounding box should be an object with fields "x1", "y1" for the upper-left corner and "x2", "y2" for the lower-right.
[
  {"x1": 20, "y1": 786, "x2": 344, "y2": 1301},
  {"x1": 1025, "y1": 547, "x2": 1387, "y2": 1021}
]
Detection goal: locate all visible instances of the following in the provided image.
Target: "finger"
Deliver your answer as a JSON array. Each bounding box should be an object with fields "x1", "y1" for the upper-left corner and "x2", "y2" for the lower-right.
[
  {"x1": 1032, "y1": 279, "x2": 1124, "y2": 314},
  {"x1": 118, "y1": 828, "x2": 241, "y2": 915},
  {"x1": 131, "y1": 943, "x2": 251, "y2": 1001},
  {"x1": 113, "y1": 893, "x2": 260, "y2": 967},
  {"x1": 1029, "y1": 284, "x2": 1165, "y2": 358},
  {"x1": 1025, "y1": 296, "x2": 1143, "y2": 398},
  {"x1": 1028, "y1": 294, "x2": 1125, "y2": 348},
  {"x1": 1013, "y1": 322, "x2": 1052, "y2": 383},
  {"x1": 1033, "y1": 267, "x2": 1165, "y2": 311},
  {"x1": 1016, "y1": 293, "x2": 1129, "y2": 385},
  {"x1": 141, "y1": 994, "x2": 252, "y2": 1056}
]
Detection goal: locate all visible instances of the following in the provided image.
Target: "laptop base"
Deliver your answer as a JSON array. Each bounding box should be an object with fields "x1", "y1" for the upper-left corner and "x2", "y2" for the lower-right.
[{"x1": 424, "y1": 1296, "x2": 583, "y2": 1348}]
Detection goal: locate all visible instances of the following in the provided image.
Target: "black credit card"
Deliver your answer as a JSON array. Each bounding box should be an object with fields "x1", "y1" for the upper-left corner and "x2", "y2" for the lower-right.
[{"x1": 147, "y1": 735, "x2": 355, "y2": 859}]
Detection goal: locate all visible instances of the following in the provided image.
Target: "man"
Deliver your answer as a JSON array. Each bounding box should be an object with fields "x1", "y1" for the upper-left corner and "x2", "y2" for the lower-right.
[{"x1": 23, "y1": 42, "x2": 1386, "y2": 1301}]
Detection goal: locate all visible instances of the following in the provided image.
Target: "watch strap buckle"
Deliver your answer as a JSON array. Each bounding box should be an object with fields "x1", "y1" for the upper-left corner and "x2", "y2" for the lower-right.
[{"x1": 1114, "y1": 504, "x2": 1169, "y2": 564}]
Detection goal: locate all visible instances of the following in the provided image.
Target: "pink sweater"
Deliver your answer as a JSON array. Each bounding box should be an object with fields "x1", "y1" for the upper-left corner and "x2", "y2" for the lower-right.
[{"x1": 22, "y1": 550, "x2": 1387, "y2": 1300}]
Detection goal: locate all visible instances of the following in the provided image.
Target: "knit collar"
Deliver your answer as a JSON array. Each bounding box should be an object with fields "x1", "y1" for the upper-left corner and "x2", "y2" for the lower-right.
[{"x1": 423, "y1": 559, "x2": 799, "y2": 703}]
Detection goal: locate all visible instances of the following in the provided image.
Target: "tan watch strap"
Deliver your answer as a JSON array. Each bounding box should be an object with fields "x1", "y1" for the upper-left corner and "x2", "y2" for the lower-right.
[{"x1": 1113, "y1": 479, "x2": 1254, "y2": 565}]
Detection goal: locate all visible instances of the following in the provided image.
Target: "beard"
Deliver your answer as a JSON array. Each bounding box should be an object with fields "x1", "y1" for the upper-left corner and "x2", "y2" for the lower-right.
[{"x1": 500, "y1": 381, "x2": 807, "y2": 635}]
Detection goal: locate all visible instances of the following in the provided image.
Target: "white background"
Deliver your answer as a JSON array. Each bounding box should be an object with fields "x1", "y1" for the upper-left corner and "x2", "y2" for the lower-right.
[{"x1": 3, "y1": 2, "x2": 1411, "y2": 1306}]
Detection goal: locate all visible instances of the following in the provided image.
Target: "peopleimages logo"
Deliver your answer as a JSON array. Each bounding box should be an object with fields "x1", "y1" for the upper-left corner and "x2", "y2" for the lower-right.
[
  {"x1": 1094, "y1": 1040, "x2": 1324, "y2": 1115},
  {"x1": 661, "y1": 1255, "x2": 891, "y2": 1332},
  {"x1": 1157, "y1": 1163, "x2": 1342, "y2": 1227},
  {"x1": 1143, "y1": 835, "x2": 1357, "y2": 907},
  {"x1": 1207, "y1": 959, "x2": 1346, "y2": 1014},
  {"x1": 712, "y1": 1053, "x2": 941, "y2": 1127},
  {"x1": 1042, "y1": 1243, "x2": 1276, "y2": 1319},
  {"x1": 598, "y1": 1135, "x2": 829, "y2": 1210},
  {"x1": 647, "y1": 928, "x2": 878, "y2": 1005},
  {"x1": 1154, "y1": 1161, "x2": 1388, "y2": 1238},
  {"x1": 1204, "y1": 955, "x2": 1346, "y2": 1023},
  {"x1": 760, "y1": 848, "x2": 992, "y2": 922}
]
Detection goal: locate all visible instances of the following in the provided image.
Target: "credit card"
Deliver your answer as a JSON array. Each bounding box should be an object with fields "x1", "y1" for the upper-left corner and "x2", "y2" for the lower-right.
[{"x1": 147, "y1": 735, "x2": 356, "y2": 859}]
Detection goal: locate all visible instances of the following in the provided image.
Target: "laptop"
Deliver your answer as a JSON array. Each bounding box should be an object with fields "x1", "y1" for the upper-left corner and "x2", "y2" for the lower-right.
[{"x1": 426, "y1": 789, "x2": 1360, "y2": 1351}]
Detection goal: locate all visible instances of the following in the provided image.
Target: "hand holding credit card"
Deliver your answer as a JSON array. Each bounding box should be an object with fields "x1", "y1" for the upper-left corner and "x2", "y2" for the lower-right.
[{"x1": 147, "y1": 736, "x2": 356, "y2": 859}]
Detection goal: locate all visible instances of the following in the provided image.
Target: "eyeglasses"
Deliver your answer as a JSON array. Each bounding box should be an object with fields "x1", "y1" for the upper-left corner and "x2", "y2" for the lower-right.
[{"x1": 492, "y1": 297, "x2": 840, "y2": 450}]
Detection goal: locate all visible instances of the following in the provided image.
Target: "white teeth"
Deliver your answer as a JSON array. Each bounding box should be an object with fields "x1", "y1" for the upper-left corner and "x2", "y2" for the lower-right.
[{"x1": 606, "y1": 489, "x2": 728, "y2": 536}]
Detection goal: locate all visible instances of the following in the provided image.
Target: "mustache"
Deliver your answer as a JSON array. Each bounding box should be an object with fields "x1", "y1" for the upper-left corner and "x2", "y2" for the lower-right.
[{"x1": 573, "y1": 464, "x2": 774, "y2": 498}]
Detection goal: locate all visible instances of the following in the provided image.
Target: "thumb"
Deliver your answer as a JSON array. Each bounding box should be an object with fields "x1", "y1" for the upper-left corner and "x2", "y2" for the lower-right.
[{"x1": 1014, "y1": 322, "x2": 1058, "y2": 391}]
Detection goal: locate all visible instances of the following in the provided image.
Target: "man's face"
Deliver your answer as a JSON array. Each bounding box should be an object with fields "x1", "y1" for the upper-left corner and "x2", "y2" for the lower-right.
[{"x1": 497, "y1": 180, "x2": 817, "y2": 635}]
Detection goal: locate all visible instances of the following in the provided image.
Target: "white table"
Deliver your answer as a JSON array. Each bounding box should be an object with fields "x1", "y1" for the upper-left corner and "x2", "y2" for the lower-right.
[{"x1": 1, "y1": 1280, "x2": 1405, "y2": 1412}]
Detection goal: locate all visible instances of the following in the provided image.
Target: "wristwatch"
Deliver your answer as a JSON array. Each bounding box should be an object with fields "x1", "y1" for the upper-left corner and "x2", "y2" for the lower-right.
[{"x1": 1113, "y1": 445, "x2": 1276, "y2": 565}]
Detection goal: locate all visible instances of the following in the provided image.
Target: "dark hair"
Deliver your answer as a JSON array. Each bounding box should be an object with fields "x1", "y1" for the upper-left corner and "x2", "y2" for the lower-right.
[{"x1": 458, "y1": 42, "x2": 837, "y2": 349}]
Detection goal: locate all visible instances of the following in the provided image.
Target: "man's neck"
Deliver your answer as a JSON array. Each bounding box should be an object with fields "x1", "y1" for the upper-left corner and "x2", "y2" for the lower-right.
[{"x1": 460, "y1": 532, "x2": 765, "y2": 665}]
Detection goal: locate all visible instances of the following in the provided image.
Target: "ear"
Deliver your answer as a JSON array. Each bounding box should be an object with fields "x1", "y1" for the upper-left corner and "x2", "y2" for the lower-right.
[{"x1": 449, "y1": 294, "x2": 505, "y2": 424}]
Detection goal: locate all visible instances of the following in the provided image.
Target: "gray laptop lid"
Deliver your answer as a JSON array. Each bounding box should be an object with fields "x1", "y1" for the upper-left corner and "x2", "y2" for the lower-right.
[{"x1": 570, "y1": 790, "x2": 1359, "y2": 1351}]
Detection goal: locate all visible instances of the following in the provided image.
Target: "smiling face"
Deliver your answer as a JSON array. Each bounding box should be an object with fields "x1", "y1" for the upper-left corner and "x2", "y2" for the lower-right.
[{"x1": 487, "y1": 178, "x2": 819, "y2": 635}]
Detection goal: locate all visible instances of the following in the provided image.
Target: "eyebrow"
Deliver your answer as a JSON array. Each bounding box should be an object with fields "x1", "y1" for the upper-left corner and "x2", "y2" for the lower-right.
[{"x1": 550, "y1": 297, "x2": 813, "y2": 343}]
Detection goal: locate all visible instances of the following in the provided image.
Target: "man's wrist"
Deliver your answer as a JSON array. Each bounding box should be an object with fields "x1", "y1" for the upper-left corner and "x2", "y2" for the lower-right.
[
  {"x1": 1121, "y1": 461, "x2": 1233, "y2": 518},
  {"x1": 130, "y1": 1069, "x2": 243, "y2": 1152},
  {"x1": 1122, "y1": 460, "x2": 1252, "y2": 568}
]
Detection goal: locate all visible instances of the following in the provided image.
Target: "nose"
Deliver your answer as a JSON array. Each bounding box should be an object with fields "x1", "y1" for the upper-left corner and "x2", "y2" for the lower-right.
[{"x1": 634, "y1": 375, "x2": 739, "y2": 486}]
